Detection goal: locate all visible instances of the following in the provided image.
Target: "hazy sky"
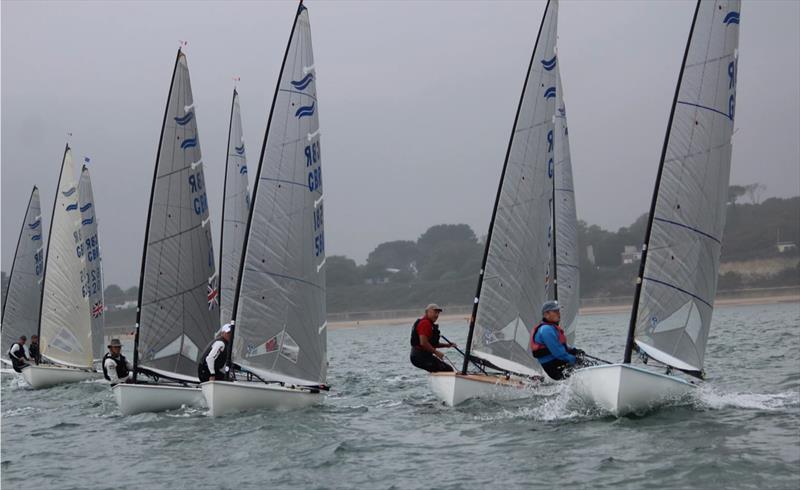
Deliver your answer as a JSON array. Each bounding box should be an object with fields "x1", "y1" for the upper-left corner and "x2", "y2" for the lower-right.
[{"x1": 2, "y1": 0, "x2": 799, "y2": 286}]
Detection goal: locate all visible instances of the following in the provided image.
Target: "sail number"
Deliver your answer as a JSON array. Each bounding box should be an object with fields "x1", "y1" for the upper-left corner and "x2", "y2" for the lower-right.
[
  {"x1": 34, "y1": 250, "x2": 43, "y2": 276},
  {"x1": 728, "y1": 59, "x2": 737, "y2": 120},
  {"x1": 306, "y1": 141, "x2": 322, "y2": 192},
  {"x1": 188, "y1": 171, "x2": 209, "y2": 216}
]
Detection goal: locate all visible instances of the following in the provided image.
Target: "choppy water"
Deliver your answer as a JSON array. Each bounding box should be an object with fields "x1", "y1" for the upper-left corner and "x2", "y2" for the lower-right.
[{"x1": 2, "y1": 303, "x2": 799, "y2": 489}]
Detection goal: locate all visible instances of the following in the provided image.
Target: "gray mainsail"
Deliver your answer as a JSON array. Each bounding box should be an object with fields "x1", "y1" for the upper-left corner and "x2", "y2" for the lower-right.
[
  {"x1": 464, "y1": 0, "x2": 559, "y2": 376},
  {"x1": 232, "y1": 4, "x2": 327, "y2": 386},
  {"x1": 626, "y1": 0, "x2": 741, "y2": 373},
  {"x1": 219, "y1": 88, "x2": 250, "y2": 325},
  {"x1": 39, "y1": 146, "x2": 93, "y2": 369},
  {"x1": 133, "y1": 50, "x2": 218, "y2": 381},
  {"x1": 78, "y1": 165, "x2": 105, "y2": 360},
  {"x1": 553, "y1": 66, "x2": 580, "y2": 343},
  {"x1": 1, "y1": 187, "x2": 44, "y2": 358}
]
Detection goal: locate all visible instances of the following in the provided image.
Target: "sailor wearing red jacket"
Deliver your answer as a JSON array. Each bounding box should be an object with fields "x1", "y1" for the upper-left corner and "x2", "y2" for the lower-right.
[{"x1": 409, "y1": 303, "x2": 457, "y2": 372}]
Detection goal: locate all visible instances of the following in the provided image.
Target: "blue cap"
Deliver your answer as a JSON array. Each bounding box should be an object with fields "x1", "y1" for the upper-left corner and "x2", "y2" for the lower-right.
[{"x1": 542, "y1": 300, "x2": 561, "y2": 315}]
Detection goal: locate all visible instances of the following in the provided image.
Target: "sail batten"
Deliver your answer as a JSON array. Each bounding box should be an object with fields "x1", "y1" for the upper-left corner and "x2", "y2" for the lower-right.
[
  {"x1": 464, "y1": 0, "x2": 560, "y2": 375},
  {"x1": 1, "y1": 187, "x2": 44, "y2": 357},
  {"x1": 39, "y1": 147, "x2": 93, "y2": 369},
  {"x1": 133, "y1": 50, "x2": 218, "y2": 381},
  {"x1": 627, "y1": 0, "x2": 741, "y2": 371},
  {"x1": 231, "y1": 4, "x2": 327, "y2": 385}
]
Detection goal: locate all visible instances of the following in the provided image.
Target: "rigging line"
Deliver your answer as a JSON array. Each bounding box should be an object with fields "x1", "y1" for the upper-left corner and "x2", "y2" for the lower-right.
[
  {"x1": 259, "y1": 177, "x2": 308, "y2": 188},
  {"x1": 652, "y1": 217, "x2": 721, "y2": 244},
  {"x1": 146, "y1": 222, "x2": 204, "y2": 247},
  {"x1": 139, "y1": 278, "x2": 210, "y2": 307},
  {"x1": 241, "y1": 268, "x2": 323, "y2": 290}
]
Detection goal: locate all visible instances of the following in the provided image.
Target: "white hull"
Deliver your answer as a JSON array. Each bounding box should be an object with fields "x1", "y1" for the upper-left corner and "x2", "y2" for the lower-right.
[
  {"x1": 570, "y1": 363, "x2": 696, "y2": 416},
  {"x1": 201, "y1": 380, "x2": 325, "y2": 417},
  {"x1": 429, "y1": 372, "x2": 537, "y2": 407},
  {"x1": 21, "y1": 364, "x2": 99, "y2": 389},
  {"x1": 113, "y1": 383, "x2": 205, "y2": 416}
]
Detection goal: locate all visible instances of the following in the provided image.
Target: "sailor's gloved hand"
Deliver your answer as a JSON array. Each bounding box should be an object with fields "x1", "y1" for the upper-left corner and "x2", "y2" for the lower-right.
[{"x1": 571, "y1": 348, "x2": 585, "y2": 356}]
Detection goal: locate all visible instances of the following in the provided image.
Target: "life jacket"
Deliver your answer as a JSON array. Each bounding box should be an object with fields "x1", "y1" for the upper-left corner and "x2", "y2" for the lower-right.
[
  {"x1": 28, "y1": 343, "x2": 40, "y2": 363},
  {"x1": 530, "y1": 322, "x2": 567, "y2": 359},
  {"x1": 199, "y1": 338, "x2": 229, "y2": 378},
  {"x1": 410, "y1": 318, "x2": 441, "y2": 350},
  {"x1": 102, "y1": 353, "x2": 130, "y2": 381},
  {"x1": 8, "y1": 342, "x2": 27, "y2": 371}
]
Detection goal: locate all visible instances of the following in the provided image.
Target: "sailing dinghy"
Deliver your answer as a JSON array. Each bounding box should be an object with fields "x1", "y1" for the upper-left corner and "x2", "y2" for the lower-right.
[
  {"x1": 431, "y1": 0, "x2": 584, "y2": 406},
  {"x1": 202, "y1": 1, "x2": 330, "y2": 416},
  {"x1": 113, "y1": 49, "x2": 217, "y2": 415},
  {"x1": 78, "y1": 165, "x2": 106, "y2": 363},
  {"x1": 571, "y1": 0, "x2": 741, "y2": 416},
  {"x1": 23, "y1": 145, "x2": 100, "y2": 389},
  {"x1": 1, "y1": 187, "x2": 44, "y2": 370}
]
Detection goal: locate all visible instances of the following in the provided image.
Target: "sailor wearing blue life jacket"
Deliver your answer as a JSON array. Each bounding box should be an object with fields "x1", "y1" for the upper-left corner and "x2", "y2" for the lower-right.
[{"x1": 530, "y1": 300, "x2": 584, "y2": 380}]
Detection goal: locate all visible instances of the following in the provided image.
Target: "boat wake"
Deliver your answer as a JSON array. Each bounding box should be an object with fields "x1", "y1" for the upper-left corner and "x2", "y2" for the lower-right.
[{"x1": 694, "y1": 386, "x2": 800, "y2": 411}]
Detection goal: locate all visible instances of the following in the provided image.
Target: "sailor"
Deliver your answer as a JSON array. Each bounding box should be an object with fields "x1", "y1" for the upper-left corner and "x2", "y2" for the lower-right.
[
  {"x1": 530, "y1": 300, "x2": 584, "y2": 380},
  {"x1": 8, "y1": 335, "x2": 31, "y2": 373},
  {"x1": 102, "y1": 338, "x2": 133, "y2": 386},
  {"x1": 409, "y1": 303, "x2": 457, "y2": 373},
  {"x1": 198, "y1": 323, "x2": 232, "y2": 382},
  {"x1": 28, "y1": 334, "x2": 41, "y2": 365}
]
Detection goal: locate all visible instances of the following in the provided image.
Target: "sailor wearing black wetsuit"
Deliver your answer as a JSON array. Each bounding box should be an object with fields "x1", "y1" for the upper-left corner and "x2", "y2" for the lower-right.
[
  {"x1": 102, "y1": 338, "x2": 133, "y2": 386},
  {"x1": 198, "y1": 323, "x2": 233, "y2": 382},
  {"x1": 409, "y1": 304, "x2": 457, "y2": 373},
  {"x1": 28, "y1": 335, "x2": 41, "y2": 365},
  {"x1": 8, "y1": 335, "x2": 30, "y2": 373}
]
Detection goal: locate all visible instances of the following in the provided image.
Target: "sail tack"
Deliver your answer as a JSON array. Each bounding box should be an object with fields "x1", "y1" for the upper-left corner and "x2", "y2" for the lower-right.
[
  {"x1": 469, "y1": 0, "x2": 559, "y2": 376},
  {"x1": 554, "y1": 66, "x2": 580, "y2": 343},
  {"x1": 632, "y1": 0, "x2": 741, "y2": 372},
  {"x1": 219, "y1": 89, "x2": 250, "y2": 325},
  {"x1": 233, "y1": 5, "x2": 327, "y2": 386},
  {"x1": 39, "y1": 147, "x2": 93, "y2": 369},
  {"x1": 78, "y1": 166, "x2": 106, "y2": 360},
  {"x1": 135, "y1": 50, "x2": 218, "y2": 380},
  {"x1": 1, "y1": 187, "x2": 44, "y2": 357}
]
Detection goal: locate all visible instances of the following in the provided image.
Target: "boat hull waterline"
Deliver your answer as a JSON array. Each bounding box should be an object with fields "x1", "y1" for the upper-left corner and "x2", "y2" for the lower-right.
[
  {"x1": 21, "y1": 364, "x2": 99, "y2": 389},
  {"x1": 429, "y1": 372, "x2": 539, "y2": 407},
  {"x1": 113, "y1": 382, "x2": 205, "y2": 416},
  {"x1": 570, "y1": 363, "x2": 696, "y2": 416}
]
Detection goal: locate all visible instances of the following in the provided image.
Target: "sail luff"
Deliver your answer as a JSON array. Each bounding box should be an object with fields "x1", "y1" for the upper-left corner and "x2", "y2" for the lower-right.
[
  {"x1": 624, "y1": 1, "x2": 702, "y2": 365},
  {"x1": 1, "y1": 187, "x2": 43, "y2": 357},
  {"x1": 39, "y1": 146, "x2": 94, "y2": 368},
  {"x1": 78, "y1": 165, "x2": 105, "y2": 360},
  {"x1": 132, "y1": 50, "x2": 182, "y2": 378},
  {"x1": 219, "y1": 88, "x2": 250, "y2": 325},
  {"x1": 465, "y1": 0, "x2": 559, "y2": 376},
  {"x1": 462, "y1": 0, "x2": 554, "y2": 374},
  {"x1": 554, "y1": 65, "x2": 580, "y2": 343},
  {"x1": 231, "y1": 2, "x2": 327, "y2": 385},
  {"x1": 626, "y1": 0, "x2": 740, "y2": 373},
  {"x1": 133, "y1": 49, "x2": 218, "y2": 381}
]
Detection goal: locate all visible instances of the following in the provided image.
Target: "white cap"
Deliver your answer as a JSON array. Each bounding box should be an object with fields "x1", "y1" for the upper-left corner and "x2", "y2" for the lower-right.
[{"x1": 220, "y1": 323, "x2": 233, "y2": 334}]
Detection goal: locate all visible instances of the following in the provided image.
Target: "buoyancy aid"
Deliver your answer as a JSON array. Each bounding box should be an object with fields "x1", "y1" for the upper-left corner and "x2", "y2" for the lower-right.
[
  {"x1": 199, "y1": 337, "x2": 229, "y2": 378},
  {"x1": 530, "y1": 322, "x2": 567, "y2": 359},
  {"x1": 102, "y1": 353, "x2": 130, "y2": 381},
  {"x1": 410, "y1": 318, "x2": 441, "y2": 350}
]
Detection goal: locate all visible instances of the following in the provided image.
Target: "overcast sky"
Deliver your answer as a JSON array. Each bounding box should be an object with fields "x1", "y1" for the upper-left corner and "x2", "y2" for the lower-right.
[{"x1": 2, "y1": 0, "x2": 799, "y2": 286}]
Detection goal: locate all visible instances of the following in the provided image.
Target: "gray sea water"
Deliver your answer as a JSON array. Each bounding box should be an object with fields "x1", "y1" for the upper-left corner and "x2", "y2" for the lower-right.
[{"x1": 2, "y1": 302, "x2": 799, "y2": 489}]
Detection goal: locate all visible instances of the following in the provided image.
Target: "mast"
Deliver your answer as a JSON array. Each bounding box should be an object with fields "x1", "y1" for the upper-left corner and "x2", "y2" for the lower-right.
[
  {"x1": 551, "y1": 164, "x2": 559, "y2": 303},
  {"x1": 36, "y1": 144, "x2": 70, "y2": 340},
  {"x1": 132, "y1": 49, "x2": 182, "y2": 381},
  {"x1": 2, "y1": 187, "x2": 37, "y2": 321},
  {"x1": 462, "y1": 0, "x2": 552, "y2": 374},
  {"x1": 217, "y1": 87, "x2": 237, "y2": 320},
  {"x1": 623, "y1": 1, "x2": 701, "y2": 364},
  {"x1": 226, "y1": 0, "x2": 306, "y2": 372}
]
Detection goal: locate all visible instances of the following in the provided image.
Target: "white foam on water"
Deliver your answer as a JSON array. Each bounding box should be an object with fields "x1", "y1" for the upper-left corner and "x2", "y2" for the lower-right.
[{"x1": 695, "y1": 386, "x2": 800, "y2": 411}]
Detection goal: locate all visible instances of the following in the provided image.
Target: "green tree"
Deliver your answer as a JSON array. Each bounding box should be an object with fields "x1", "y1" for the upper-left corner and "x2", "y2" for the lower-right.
[
  {"x1": 366, "y1": 240, "x2": 418, "y2": 271},
  {"x1": 104, "y1": 284, "x2": 125, "y2": 305},
  {"x1": 327, "y1": 255, "x2": 361, "y2": 287}
]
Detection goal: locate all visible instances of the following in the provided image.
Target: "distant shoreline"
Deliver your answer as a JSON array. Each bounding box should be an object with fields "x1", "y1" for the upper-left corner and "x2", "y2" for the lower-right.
[{"x1": 328, "y1": 291, "x2": 800, "y2": 330}]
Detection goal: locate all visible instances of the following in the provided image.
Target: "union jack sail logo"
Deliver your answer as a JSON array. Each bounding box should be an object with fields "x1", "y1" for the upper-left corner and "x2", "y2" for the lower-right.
[
  {"x1": 207, "y1": 281, "x2": 219, "y2": 310},
  {"x1": 92, "y1": 301, "x2": 104, "y2": 318}
]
